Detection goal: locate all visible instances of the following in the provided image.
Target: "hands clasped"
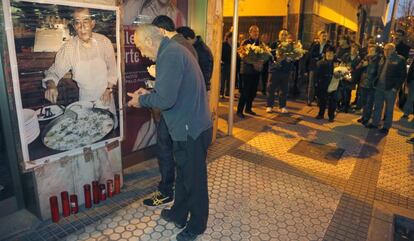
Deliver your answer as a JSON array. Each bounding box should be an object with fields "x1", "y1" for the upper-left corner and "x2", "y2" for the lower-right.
[{"x1": 127, "y1": 88, "x2": 150, "y2": 108}]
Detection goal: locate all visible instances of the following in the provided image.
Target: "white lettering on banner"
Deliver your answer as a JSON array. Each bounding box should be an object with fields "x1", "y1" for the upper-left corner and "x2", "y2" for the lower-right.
[
  {"x1": 125, "y1": 48, "x2": 140, "y2": 64},
  {"x1": 125, "y1": 30, "x2": 135, "y2": 45}
]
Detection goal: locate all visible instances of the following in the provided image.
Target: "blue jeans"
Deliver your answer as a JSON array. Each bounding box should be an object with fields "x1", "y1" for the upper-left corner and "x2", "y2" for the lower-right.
[
  {"x1": 371, "y1": 88, "x2": 397, "y2": 129},
  {"x1": 403, "y1": 81, "x2": 414, "y2": 116},
  {"x1": 156, "y1": 115, "x2": 175, "y2": 197},
  {"x1": 361, "y1": 87, "x2": 376, "y2": 123},
  {"x1": 266, "y1": 71, "x2": 289, "y2": 108}
]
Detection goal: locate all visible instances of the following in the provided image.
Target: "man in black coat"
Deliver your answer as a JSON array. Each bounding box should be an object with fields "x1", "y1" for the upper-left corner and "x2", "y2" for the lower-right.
[
  {"x1": 237, "y1": 25, "x2": 262, "y2": 118},
  {"x1": 177, "y1": 26, "x2": 214, "y2": 93},
  {"x1": 394, "y1": 29, "x2": 411, "y2": 60}
]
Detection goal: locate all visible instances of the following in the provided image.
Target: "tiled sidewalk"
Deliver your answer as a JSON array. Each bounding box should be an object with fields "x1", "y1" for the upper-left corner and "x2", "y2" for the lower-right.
[{"x1": 13, "y1": 95, "x2": 414, "y2": 241}]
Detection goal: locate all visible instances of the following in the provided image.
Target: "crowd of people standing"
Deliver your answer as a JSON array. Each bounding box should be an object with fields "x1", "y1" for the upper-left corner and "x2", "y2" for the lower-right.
[{"x1": 221, "y1": 25, "x2": 414, "y2": 137}]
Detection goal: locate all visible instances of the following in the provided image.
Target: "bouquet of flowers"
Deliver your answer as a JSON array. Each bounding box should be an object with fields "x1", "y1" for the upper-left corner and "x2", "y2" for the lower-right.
[
  {"x1": 276, "y1": 41, "x2": 307, "y2": 61},
  {"x1": 238, "y1": 43, "x2": 272, "y2": 71},
  {"x1": 328, "y1": 65, "x2": 352, "y2": 93}
]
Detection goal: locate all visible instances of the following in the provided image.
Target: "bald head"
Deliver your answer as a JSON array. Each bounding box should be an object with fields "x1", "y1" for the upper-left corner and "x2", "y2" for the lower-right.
[
  {"x1": 249, "y1": 25, "x2": 259, "y2": 40},
  {"x1": 134, "y1": 24, "x2": 164, "y2": 61}
]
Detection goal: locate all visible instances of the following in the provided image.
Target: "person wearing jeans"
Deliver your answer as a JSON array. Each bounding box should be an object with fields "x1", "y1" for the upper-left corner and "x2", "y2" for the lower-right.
[
  {"x1": 402, "y1": 61, "x2": 414, "y2": 119},
  {"x1": 367, "y1": 43, "x2": 407, "y2": 134},
  {"x1": 266, "y1": 29, "x2": 292, "y2": 113},
  {"x1": 358, "y1": 45, "x2": 381, "y2": 125}
]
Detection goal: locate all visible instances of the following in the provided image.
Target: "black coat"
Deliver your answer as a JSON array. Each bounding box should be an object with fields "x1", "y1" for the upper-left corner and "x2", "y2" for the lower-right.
[
  {"x1": 194, "y1": 36, "x2": 213, "y2": 91},
  {"x1": 396, "y1": 41, "x2": 411, "y2": 59},
  {"x1": 315, "y1": 59, "x2": 334, "y2": 91},
  {"x1": 307, "y1": 41, "x2": 332, "y2": 71},
  {"x1": 407, "y1": 60, "x2": 414, "y2": 83},
  {"x1": 240, "y1": 38, "x2": 262, "y2": 74},
  {"x1": 375, "y1": 53, "x2": 407, "y2": 90}
]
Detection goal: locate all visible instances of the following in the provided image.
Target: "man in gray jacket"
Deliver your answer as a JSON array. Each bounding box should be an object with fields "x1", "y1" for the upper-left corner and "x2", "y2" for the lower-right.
[
  {"x1": 367, "y1": 43, "x2": 407, "y2": 134},
  {"x1": 128, "y1": 24, "x2": 212, "y2": 241}
]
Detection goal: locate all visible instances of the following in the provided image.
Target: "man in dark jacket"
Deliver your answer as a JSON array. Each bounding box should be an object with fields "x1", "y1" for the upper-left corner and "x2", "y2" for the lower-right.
[
  {"x1": 357, "y1": 45, "x2": 381, "y2": 125},
  {"x1": 315, "y1": 46, "x2": 337, "y2": 122},
  {"x1": 142, "y1": 15, "x2": 199, "y2": 208},
  {"x1": 129, "y1": 24, "x2": 212, "y2": 241},
  {"x1": 367, "y1": 43, "x2": 407, "y2": 134},
  {"x1": 266, "y1": 29, "x2": 292, "y2": 113},
  {"x1": 394, "y1": 29, "x2": 411, "y2": 60},
  {"x1": 237, "y1": 25, "x2": 262, "y2": 118},
  {"x1": 402, "y1": 60, "x2": 414, "y2": 118},
  {"x1": 177, "y1": 26, "x2": 214, "y2": 92},
  {"x1": 307, "y1": 30, "x2": 331, "y2": 106}
]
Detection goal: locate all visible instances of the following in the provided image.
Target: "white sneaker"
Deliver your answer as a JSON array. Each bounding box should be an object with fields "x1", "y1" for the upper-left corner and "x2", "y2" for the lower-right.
[
  {"x1": 266, "y1": 107, "x2": 272, "y2": 113},
  {"x1": 279, "y1": 108, "x2": 288, "y2": 114}
]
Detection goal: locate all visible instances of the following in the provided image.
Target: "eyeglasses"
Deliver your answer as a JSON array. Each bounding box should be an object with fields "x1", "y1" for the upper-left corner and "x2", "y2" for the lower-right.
[{"x1": 72, "y1": 18, "x2": 92, "y2": 28}]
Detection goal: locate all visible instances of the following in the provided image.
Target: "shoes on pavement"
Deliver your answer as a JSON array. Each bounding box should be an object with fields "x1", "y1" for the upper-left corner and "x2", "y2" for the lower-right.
[
  {"x1": 315, "y1": 115, "x2": 323, "y2": 120},
  {"x1": 357, "y1": 118, "x2": 363, "y2": 123},
  {"x1": 176, "y1": 229, "x2": 200, "y2": 241},
  {"x1": 366, "y1": 123, "x2": 378, "y2": 129},
  {"x1": 379, "y1": 128, "x2": 389, "y2": 135},
  {"x1": 245, "y1": 110, "x2": 257, "y2": 115},
  {"x1": 266, "y1": 107, "x2": 272, "y2": 113},
  {"x1": 143, "y1": 191, "x2": 173, "y2": 207},
  {"x1": 328, "y1": 118, "x2": 334, "y2": 122},
  {"x1": 160, "y1": 209, "x2": 186, "y2": 229},
  {"x1": 279, "y1": 108, "x2": 288, "y2": 114},
  {"x1": 236, "y1": 112, "x2": 245, "y2": 119}
]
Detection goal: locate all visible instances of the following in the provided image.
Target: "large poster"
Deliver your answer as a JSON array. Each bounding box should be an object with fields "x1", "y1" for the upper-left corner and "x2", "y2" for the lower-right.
[
  {"x1": 121, "y1": 0, "x2": 188, "y2": 156},
  {"x1": 2, "y1": 0, "x2": 123, "y2": 170}
]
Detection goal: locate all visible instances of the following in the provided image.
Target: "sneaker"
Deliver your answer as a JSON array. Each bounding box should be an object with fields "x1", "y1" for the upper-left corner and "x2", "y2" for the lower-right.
[
  {"x1": 279, "y1": 108, "x2": 288, "y2": 114},
  {"x1": 176, "y1": 229, "x2": 199, "y2": 241},
  {"x1": 160, "y1": 209, "x2": 186, "y2": 229},
  {"x1": 266, "y1": 107, "x2": 272, "y2": 113},
  {"x1": 143, "y1": 191, "x2": 173, "y2": 207}
]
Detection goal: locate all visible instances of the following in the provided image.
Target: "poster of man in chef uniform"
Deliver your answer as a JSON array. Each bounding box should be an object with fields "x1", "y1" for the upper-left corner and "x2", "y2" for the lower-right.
[
  {"x1": 2, "y1": 0, "x2": 122, "y2": 169},
  {"x1": 121, "y1": 0, "x2": 188, "y2": 157}
]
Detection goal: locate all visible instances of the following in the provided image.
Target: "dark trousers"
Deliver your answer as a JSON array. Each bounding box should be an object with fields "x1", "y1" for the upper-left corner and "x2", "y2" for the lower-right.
[
  {"x1": 307, "y1": 71, "x2": 316, "y2": 104},
  {"x1": 171, "y1": 128, "x2": 212, "y2": 234},
  {"x1": 267, "y1": 72, "x2": 289, "y2": 108},
  {"x1": 237, "y1": 73, "x2": 260, "y2": 113},
  {"x1": 339, "y1": 85, "x2": 352, "y2": 112},
  {"x1": 318, "y1": 89, "x2": 337, "y2": 120},
  {"x1": 354, "y1": 85, "x2": 363, "y2": 109},
  {"x1": 261, "y1": 69, "x2": 268, "y2": 94},
  {"x1": 156, "y1": 115, "x2": 175, "y2": 197},
  {"x1": 361, "y1": 87, "x2": 375, "y2": 122},
  {"x1": 220, "y1": 65, "x2": 230, "y2": 96}
]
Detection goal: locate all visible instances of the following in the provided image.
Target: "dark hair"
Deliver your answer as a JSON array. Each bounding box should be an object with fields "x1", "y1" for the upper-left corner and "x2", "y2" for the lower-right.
[
  {"x1": 225, "y1": 32, "x2": 233, "y2": 41},
  {"x1": 151, "y1": 15, "x2": 175, "y2": 32},
  {"x1": 396, "y1": 29, "x2": 406, "y2": 36},
  {"x1": 176, "y1": 26, "x2": 196, "y2": 40},
  {"x1": 325, "y1": 46, "x2": 336, "y2": 53}
]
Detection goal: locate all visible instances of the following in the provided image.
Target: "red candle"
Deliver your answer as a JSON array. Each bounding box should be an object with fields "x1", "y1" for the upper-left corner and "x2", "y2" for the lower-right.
[
  {"x1": 61, "y1": 191, "x2": 70, "y2": 217},
  {"x1": 49, "y1": 196, "x2": 59, "y2": 223},
  {"x1": 83, "y1": 184, "x2": 92, "y2": 208},
  {"x1": 70, "y1": 194, "x2": 79, "y2": 214},
  {"x1": 99, "y1": 184, "x2": 106, "y2": 201},
  {"x1": 92, "y1": 181, "x2": 100, "y2": 204},
  {"x1": 114, "y1": 174, "x2": 121, "y2": 195},
  {"x1": 107, "y1": 180, "x2": 113, "y2": 197}
]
